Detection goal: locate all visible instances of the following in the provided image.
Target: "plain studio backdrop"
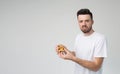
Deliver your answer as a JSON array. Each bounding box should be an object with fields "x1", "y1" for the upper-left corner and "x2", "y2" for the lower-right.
[{"x1": 0, "y1": 0, "x2": 120, "y2": 74}]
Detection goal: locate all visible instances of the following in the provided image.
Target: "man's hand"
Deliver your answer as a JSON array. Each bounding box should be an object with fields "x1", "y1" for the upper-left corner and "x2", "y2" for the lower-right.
[{"x1": 56, "y1": 44, "x2": 75, "y2": 60}]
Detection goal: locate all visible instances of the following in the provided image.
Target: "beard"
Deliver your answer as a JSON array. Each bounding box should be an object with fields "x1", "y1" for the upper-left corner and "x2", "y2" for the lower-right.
[{"x1": 81, "y1": 25, "x2": 92, "y2": 33}]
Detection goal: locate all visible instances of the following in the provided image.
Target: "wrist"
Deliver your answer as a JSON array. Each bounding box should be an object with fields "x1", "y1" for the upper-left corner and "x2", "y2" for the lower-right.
[{"x1": 71, "y1": 56, "x2": 77, "y2": 61}]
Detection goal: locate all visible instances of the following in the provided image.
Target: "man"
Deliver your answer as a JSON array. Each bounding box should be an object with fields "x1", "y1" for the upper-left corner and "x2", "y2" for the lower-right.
[{"x1": 56, "y1": 8, "x2": 107, "y2": 74}]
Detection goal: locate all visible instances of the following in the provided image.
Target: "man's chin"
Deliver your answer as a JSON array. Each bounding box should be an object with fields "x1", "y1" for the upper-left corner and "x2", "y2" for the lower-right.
[{"x1": 82, "y1": 30, "x2": 90, "y2": 33}]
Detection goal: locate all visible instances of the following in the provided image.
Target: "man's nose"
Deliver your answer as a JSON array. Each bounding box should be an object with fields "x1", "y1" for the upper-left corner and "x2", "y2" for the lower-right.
[{"x1": 82, "y1": 21, "x2": 86, "y2": 26}]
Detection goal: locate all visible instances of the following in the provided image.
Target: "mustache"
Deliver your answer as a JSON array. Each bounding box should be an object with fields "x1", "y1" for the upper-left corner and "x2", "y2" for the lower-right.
[{"x1": 82, "y1": 25, "x2": 87, "y2": 28}]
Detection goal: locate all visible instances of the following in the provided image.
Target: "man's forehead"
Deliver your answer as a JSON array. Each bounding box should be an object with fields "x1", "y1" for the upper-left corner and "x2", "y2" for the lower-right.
[
  {"x1": 77, "y1": 15, "x2": 91, "y2": 20},
  {"x1": 78, "y1": 14, "x2": 91, "y2": 18}
]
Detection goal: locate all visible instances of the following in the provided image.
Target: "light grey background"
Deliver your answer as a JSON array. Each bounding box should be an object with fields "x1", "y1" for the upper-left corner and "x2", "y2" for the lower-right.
[{"x1": 0, "y1": 0, "x2": 120, "y2": 74}]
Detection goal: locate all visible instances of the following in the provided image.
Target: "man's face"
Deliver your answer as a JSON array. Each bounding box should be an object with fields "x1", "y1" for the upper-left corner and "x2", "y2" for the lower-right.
[{"x1": 77, "y1": 14, "x2": 93, "y2": 33}]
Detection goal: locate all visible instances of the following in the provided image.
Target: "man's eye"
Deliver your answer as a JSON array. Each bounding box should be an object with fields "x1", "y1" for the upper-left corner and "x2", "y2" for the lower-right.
[
  {"x1": 86, "y1": 20, "x2": 89, "y2": 22},
  {"x1": 79, "y1": 21, "x2": 83, "y2": 23}
]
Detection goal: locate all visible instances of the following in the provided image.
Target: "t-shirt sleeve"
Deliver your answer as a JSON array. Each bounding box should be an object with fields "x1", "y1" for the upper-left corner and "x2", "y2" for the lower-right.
[
  {"x1": 94, "y1": 36, "x2": 107, "y2": 58},
  {"x1": 74, "y1": 36, "x2": 78, "y2": 52},
  {"x1": 74, "y1": 34, "x2": 79, "y2": 51}
]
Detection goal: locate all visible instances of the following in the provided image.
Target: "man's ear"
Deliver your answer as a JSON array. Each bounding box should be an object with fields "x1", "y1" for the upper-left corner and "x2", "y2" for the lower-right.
[{"x1": 92, "y1": 20, "x2": 94, "y2": 25}]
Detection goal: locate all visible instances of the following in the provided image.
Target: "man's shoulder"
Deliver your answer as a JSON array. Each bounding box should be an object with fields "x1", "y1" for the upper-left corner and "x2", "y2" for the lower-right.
[{"x1": 94, "y1": 32, "x2": 106, "y2": 40}]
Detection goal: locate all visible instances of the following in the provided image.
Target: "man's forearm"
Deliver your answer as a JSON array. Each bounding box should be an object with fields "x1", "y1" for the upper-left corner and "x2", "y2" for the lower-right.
[{"x1": 71, "y1": 56, "x2": 103, "y2": 71}]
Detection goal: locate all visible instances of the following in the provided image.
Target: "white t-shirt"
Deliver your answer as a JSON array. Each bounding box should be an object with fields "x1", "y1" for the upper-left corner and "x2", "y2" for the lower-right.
[{"x1": 74, "y1": 32, "x2": 107, "y2": 74}]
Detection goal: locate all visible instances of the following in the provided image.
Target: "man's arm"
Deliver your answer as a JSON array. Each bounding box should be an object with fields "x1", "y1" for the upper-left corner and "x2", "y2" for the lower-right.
[
  {"x1": 58, "y1": 49, "x2": 104, "y2": 72},
  {"x1": 56, "y1": 45, "x2": 104, "y2": 72},
  {"x1": 72, "y1": 56, "x2": 104, "y2": 71}
]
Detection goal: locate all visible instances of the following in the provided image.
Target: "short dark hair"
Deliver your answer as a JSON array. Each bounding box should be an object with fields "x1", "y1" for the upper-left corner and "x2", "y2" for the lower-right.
[{"x1": 77, "y1": 8, "x2": 93, "y2": 20}]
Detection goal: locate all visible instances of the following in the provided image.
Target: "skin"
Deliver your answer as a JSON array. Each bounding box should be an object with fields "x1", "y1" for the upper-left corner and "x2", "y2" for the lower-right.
[{"x1": 56, "y1": 14, "x2": 104, "y2": 72}]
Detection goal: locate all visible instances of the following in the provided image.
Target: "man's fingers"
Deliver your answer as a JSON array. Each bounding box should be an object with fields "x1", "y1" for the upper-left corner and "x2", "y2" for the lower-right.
[
  {"x1": 56, "y1": 44, "x2": 70, "y2": 55},
  {"x1": 55, "y1": 45, "x2": 59, "y2": 54}
]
